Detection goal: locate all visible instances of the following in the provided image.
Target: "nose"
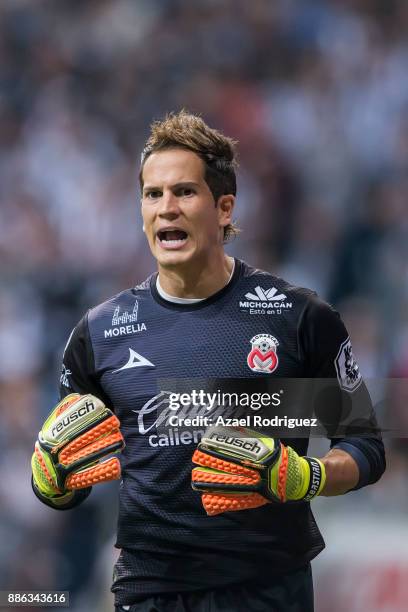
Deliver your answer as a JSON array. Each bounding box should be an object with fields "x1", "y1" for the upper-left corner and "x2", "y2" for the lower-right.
[{"x1": 158, "y1": 191, "x2": 180, "y2": 219}]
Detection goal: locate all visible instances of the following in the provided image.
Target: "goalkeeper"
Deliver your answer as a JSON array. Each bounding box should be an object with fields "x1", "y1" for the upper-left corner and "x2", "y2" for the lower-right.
[{"x1": 32, "y1": 111, "x2": 385, "y2": 612}]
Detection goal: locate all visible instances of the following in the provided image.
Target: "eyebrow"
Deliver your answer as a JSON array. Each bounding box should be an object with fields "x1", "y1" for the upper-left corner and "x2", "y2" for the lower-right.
[{"x1": 143, "y1": 181, "x2": 200, "y2": 193}]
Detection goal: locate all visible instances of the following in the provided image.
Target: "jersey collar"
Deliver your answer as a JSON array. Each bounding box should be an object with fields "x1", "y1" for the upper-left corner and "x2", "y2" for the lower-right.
[{"x1": 150, "y1": 258, "x2": 242, "y2": 310}]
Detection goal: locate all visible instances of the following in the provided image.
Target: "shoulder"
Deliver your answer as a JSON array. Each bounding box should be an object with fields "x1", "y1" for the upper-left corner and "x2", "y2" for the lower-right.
[
  {"x1": 87, "y1": 276, "x2": 154, "y2": 325},
  {"x1": 238, "y1": 260, "x2": 343, "y2": 340},
  {"x1": 238, "y1": 259, "x2": 320, "y2": 312}
]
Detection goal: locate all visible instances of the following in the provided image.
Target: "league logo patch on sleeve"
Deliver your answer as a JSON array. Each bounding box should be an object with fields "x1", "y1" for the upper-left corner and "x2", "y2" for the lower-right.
[
  {"x1": 60, "y1": 363, "x2": 72, "y2": 388},
  {"x1": 334, "y1": 338, "x2": 362, "y2": 392}
]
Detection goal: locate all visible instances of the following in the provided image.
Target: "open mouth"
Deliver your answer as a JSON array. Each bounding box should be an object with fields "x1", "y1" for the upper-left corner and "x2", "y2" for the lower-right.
[{"x1": 157, "y1": 229, "x2": 188, "y2": 249}]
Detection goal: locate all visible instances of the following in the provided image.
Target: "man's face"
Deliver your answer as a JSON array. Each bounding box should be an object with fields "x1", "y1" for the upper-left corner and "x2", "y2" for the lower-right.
[{"x1": 141, "y1": 148, "x2": 232, "y2": 270}]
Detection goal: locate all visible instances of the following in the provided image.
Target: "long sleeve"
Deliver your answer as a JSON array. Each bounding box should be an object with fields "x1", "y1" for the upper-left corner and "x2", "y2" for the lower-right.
[
  {"x1": 298, "y1": 296, "x2": 386, "y2": 489},
  {"x1": 59, "y1": 313, "x2": 111, "y2": 407}
]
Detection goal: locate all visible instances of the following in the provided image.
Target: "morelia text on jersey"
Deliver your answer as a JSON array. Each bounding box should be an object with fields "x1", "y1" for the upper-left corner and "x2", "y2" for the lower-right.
[{"x1": 104, "y1": 322, "x2": 147, "y2": 338}]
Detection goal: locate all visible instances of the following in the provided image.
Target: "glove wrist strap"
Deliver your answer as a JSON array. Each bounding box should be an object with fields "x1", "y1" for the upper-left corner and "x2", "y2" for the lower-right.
[
  {"x1": 31, "y1": 476, "x2": 92, "y2": 510},
  {"x1": 302, "y1": 457, "x2": 326, "y2": 501}
]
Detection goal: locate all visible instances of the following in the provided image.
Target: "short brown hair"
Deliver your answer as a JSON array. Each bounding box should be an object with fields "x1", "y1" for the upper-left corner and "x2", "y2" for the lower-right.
[{"x1": 140, "y1": 110, "x2": 240, "y2": 242}]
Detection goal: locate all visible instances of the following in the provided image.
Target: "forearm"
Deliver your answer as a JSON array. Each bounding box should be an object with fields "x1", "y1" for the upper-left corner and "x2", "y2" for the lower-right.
[{"x1": 320, "y1": 448, "x2": 359, "y2": 496}]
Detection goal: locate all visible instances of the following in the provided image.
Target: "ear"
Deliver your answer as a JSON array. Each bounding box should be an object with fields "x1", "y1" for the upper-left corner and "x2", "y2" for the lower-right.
[{"x1": 217, "y1": 194, "x2": 235, "y2": 229}]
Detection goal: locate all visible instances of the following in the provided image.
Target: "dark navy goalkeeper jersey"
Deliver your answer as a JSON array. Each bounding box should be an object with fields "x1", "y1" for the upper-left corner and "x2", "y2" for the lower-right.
[{"x1": 59, "y1": 259, "x2": 385, "y2": 604}]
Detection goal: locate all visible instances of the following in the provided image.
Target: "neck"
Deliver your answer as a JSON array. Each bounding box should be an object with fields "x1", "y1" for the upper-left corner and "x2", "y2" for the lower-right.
[{"x1": 157, "y1": 253, "x2": 234, "y2": 299}]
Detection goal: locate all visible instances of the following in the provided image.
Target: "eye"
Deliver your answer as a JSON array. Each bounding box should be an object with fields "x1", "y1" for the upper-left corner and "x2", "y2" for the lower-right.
[
  {"x1": 179, "y1": 187, "x2": 195, "y2": 197},
  {"x1": 144, "y1": 190, "x2": 162, "y2": 200}
]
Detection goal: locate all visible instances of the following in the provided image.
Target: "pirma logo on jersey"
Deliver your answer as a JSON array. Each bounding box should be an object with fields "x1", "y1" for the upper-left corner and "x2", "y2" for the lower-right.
[
  {"x1": 239, "y1": 286, "x2": 292, "y2": 315},
  {"x1": 247, "y1": 334, "x2": 279, "y2": 374},
  {"x1": 112, "y1": 348, "x2": 155, "y2": 372},
  {"x1": 104, "y1": 300, "x2": 147, "y2": 338}
]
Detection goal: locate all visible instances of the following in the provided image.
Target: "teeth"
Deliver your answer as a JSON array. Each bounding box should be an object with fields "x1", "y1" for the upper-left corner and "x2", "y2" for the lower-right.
[{"x1": 161, "y1": 238, "x2": 186, "y2": 245}]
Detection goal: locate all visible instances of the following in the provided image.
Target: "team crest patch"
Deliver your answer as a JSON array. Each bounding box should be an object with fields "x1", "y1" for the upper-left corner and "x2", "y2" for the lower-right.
[
  {"x1": 335, "y1": 337, "x2": 362, "y2": 392},
  {"x1": 247, "y1": 334, "x2": 279, "y2": 374}
]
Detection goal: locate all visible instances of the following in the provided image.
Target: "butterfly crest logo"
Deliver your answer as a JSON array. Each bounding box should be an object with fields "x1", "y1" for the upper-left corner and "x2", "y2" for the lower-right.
[{"x1": 247, "y1": 334, "x2": 279, "y2": 374}]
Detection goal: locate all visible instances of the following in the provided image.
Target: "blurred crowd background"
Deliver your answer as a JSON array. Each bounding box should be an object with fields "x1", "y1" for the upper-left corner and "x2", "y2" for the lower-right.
[{"x1": 1, "y1": 0, "x2": 408, "y2": 610}]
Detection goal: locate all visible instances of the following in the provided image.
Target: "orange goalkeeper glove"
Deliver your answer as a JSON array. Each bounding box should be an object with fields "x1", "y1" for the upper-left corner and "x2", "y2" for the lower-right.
[
  {"x1": 192, "y1": 425, "x2": 326, "y2": 515},
  {"x1": 31, "y1": 393, "x2": 125, "y2": 508}
]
